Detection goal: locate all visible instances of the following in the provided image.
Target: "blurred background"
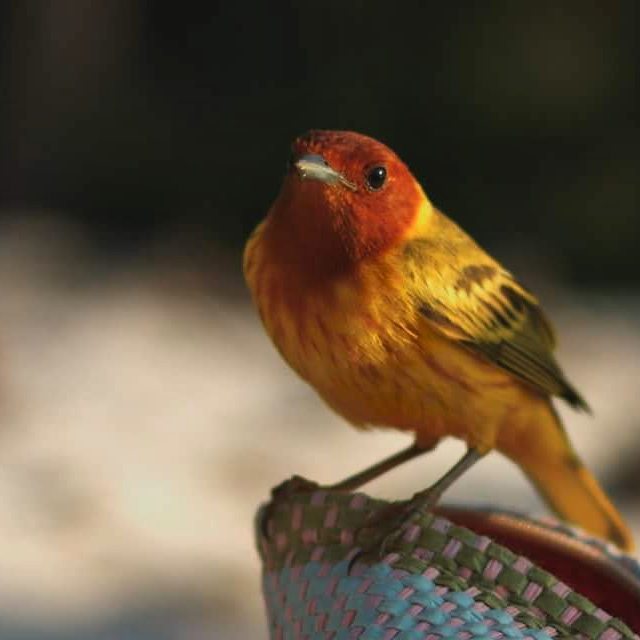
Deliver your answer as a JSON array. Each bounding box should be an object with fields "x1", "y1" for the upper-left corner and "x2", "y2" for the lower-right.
[{"x1": 0, "y1": 2, "x2": 638, "y2": 638}]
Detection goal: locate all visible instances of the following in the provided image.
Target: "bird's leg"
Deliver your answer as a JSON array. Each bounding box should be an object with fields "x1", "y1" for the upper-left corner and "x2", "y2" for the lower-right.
[
  {"x1": 271, "y1": 442, "x2": 433, "y2": 502},
  {"x1": 376, "y1": 447, "x2": 484, "y2": 555},
  {"x1": 407, "y1": 447, "x2": 484, "y2": 512},
  {"x1": 325, "y1": 442, "x2": 433, "y2": 493}
]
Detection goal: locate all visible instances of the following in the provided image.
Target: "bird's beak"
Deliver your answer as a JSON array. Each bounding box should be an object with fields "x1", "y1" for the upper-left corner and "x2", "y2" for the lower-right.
[{"x1": 294, "y1": 154, "x2": 357, "y2": 191}]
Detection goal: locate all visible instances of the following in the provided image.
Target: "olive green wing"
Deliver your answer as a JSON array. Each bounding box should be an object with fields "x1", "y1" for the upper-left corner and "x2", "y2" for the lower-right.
[{"x1": 402, "y1": 216, "x2": 589, "y2": 411}]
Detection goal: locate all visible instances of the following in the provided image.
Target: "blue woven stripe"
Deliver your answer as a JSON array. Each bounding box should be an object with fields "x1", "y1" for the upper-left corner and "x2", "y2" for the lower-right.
[{"x1": 263, "y1": 559, "x2": 553, "y2": 639}]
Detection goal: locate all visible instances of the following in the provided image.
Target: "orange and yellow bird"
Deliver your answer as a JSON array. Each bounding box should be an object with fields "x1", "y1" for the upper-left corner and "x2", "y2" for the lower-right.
[{"x1": 243, "y1": 130, "x2": 633, "y2": 551}]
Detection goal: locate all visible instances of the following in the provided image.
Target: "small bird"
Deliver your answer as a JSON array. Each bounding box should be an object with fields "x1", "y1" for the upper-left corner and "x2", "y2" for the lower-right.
[{"x1": 243, "y1": 130, "x2": 633, "y2": 551}]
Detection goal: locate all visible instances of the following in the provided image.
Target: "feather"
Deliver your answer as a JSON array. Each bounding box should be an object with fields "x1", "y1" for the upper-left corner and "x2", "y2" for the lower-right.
[{"x1": 402, "y1": 210, "x2": 589, "y2": 412}]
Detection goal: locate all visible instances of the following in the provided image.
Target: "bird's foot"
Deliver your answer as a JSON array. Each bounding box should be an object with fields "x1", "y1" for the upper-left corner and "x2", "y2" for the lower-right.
[
  {"x1": 260, "y1": 475, "x2": 321, "y2": 539},
  {"x1": 270, "y1": 475, "x2": 321, "y2": 502},
  {"x1": 377, "y1": 489, "x2": 442, "y2": 558}
]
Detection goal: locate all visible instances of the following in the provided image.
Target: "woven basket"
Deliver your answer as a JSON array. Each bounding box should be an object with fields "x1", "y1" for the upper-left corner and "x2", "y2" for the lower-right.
[{"x1": 257, "y1": 478, "x2": 640, "y2": 639}]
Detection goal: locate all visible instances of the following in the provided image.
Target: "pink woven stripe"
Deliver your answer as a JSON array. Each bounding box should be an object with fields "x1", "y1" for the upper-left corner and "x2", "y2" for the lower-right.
[
  {"x1": 552, "y1": 581, "x2": 571, "y2": 597},
  {"x1": 310, "y1": 491, "x2": 326, "y2": 506},
  {"x1": 522, "y1": 581, "x2": 543, "y2": 602},
  {"x1": 411, "y1": 547, "x2": 434, "y2": 562},
  {"x1": 391, "y1": 569, "x2": 408, "y2": 580},
  {"x1": 315, "y1": 611, "x2": 326, "y2": 631},
  {"x1": 560, "y1": 605, "x2": 581, "y2": 625},
  {"x1": 324, "y1": 504, "x2": 339, "y2": 527},
  {"x1": 297, "y1": 582, "x2": 309, "y2": 606},
  {"x1": 599, "y1": 629, "x2": 622, "y2": 640},
  {"x1": 483, "y1": 559, "x2": 503, "y2": 580},
  {"x1": 512, "y1": 556, "x2": 533, "y2": 574},
  {"x1": 495, "y1": 585, "x2": 509, "y2": 599},
  {"x1": 349, "y1": 494, "x2": 367, "y2": 509},
  {"x1": 275, "y1": 531, "x2": 288, "y2": 551},
  {"x1": 340, "y1": 529, "x2": 354, "y2": 545},
  {"x1": 324, "y1": 576, "x2": 338, "y2": 597},
  {"x1": 474, "y1": 535, "x2": 492, "y2": 551},
  {"x1": 594, "y1": 608, "x2": 613, "y2": 622},
  {"x1": 375, "y1": 612, "x2": 390, "y2": 625},
  {"x1": 398, "y1": 586, "x2": 414, "y2": 599},
  {"x1": 442, "y1": 538, "x2": 462, "y2": 558},
  {"x1": 431, "y1": 518, "x2": 451, "y2": 533},
  {"x1": 458, "y1": 567, "x2": 472, "y2": 580},
  {"x1": 423, "y1": 567, "x2": 440, "y2": 580},
  {"x1": 342, "y1": 610, "x2": 356, "y2": 627},
  {"x1": 472, "y1": 600, "x2": 489, "y2": 613},
  {"x1": 301, "y1": 528, "x2": 318, "y2": 544},
  {"x1": 366, "y1": 594, "x2": 382, "y2": 609},
  {"x1": 357, "y1": 578, "x2": 374, "y2": 593},
  {"x1": 404, "y1": 524, "x2": 421, "y2": 542},
  {"x1": 292, "y1": 504, "x2": 303, "y2": 530}
]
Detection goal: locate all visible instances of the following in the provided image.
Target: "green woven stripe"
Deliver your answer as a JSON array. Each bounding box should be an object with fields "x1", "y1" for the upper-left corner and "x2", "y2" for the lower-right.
[
  {"x1": 455, "y1": 545, "x2": 486, "y2": 572},
  {"x1": 534, "y1": 591, "x2": 568, "y2": 618},
  {"x1": 496, "y1": 566, "x2": 528, "y2": 593},
  {"x1": 573, "y1": 614, "x2": 606, "y2": 636}
]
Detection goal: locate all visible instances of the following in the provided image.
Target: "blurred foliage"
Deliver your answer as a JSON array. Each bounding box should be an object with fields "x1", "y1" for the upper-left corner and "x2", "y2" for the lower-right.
[{"x1": 0, "y1": 2, "x2": 637, "y2": 284}]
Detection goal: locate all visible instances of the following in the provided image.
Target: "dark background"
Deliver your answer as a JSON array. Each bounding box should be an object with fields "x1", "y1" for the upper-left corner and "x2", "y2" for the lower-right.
[
  {"x1": 0, "y1": 3, "x2": 638, "y2": 639},
  {"x1": 1, "y1": 2, "x2": 637, "y2": 285}
]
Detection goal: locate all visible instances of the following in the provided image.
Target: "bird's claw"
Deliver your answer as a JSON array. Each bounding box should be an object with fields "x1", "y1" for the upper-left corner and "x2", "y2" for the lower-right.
[
  {"x1": 270, "y1": 474, "x2": 321, "y2": 501},
  {"x1": 375, "y1": 491, "x2": 441, "y2": 559}
]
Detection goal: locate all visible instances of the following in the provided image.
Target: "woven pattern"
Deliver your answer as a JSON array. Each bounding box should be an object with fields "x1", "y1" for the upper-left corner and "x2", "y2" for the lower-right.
[
  {"x1": 265, "y1": 558, "x2": 559, "y2": 639},
  {"x1": 258, "y1": 487, "x2": 639, "y2": 640}
]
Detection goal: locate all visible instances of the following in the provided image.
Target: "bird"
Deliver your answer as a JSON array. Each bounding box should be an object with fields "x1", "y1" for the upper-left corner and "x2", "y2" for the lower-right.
[{"x1": 243, "y1": 129, "x2": 634, "y2": 551}]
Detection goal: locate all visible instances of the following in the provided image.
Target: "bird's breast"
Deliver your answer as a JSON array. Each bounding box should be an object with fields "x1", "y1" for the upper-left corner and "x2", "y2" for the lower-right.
[{"x1": 251, "y1": 252, "x2": 417, "y2": 388}]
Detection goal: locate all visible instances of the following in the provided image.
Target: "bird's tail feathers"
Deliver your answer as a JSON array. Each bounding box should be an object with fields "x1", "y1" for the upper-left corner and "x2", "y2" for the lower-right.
[{"x1": 506, "y1": 406, "x2": 634, "y2": 552}]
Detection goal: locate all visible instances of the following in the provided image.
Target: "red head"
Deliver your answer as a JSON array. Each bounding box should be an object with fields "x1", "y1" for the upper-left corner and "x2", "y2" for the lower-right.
[{"x1": 267, "y1": 130, "x2": 426, "y2": 276}]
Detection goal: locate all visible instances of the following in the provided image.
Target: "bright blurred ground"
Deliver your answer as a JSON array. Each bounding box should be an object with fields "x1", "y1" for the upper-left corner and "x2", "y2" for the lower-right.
[{"x1": 0, "y1": 212, "x2": 638, "y2": 639}]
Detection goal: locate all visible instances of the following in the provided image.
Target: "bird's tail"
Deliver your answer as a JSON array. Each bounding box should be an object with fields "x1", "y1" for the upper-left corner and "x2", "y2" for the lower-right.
[{"x1": 501, "y1": 404, "x2": 634, "y2": 552}]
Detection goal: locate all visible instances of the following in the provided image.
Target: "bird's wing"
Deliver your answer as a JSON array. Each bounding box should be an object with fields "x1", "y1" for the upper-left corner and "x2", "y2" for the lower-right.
[{"x1": 401, "y1": 213, "x2": 588, "y2": 410}]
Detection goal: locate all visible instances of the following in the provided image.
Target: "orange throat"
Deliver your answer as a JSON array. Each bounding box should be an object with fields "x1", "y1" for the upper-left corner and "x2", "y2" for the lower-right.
[{"x1": 262, "y1": 174, "x2": 428, "y2": 286}]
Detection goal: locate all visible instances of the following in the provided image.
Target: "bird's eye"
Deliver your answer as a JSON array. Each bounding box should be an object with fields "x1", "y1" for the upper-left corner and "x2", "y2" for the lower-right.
[{"x1": 365, "y1": 166, "x2": 387, "y2": 190}]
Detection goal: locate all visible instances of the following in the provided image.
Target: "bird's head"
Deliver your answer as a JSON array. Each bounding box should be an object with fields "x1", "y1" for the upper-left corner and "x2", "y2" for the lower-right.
[{"x1": 269, "y1": 130, "x2": 430, "y2": 271}]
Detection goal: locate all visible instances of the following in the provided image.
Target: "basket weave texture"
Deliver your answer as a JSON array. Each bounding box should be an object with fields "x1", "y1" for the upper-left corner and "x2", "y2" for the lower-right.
[{"x1": 257, "y1": 484, "x2": 640, "y2": 640}]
